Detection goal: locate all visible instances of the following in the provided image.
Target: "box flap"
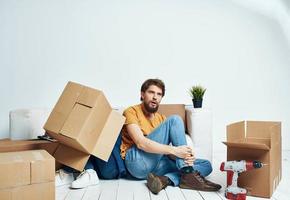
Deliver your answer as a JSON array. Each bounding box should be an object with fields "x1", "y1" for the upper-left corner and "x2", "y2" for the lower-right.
[
  {"x1": 223, "y1": 142, "x2": 270, "y2": 150},
  {"x1": 0, "y1": 140, "x2": 58, "y2": 154},
  {"x1": 53, "y1": 144, "x2": 90, "y2": 171},
  {"x1": 246, "y1": 121, "x2": 280, "y2": 139},
  {"x1": 44, "y1": 81, "x2": 84, "y2": 134},
  {"x1": 78, "y1": 98, "x2": 111, "y2": 153},
  {"x1": 227, "y1": 121, "x2": 246, "y2": 142},
  {"x1": 77, "y1": 86, "x2": 103, "y2": 108},
  {"x1": 92, "y1": 110, "x2": 125, "y2": 161}
]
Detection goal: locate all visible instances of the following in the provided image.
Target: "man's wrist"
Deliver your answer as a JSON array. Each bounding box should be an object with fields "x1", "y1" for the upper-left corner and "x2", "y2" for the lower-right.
[{"x1": 168, "y1": 146, "x2": 175, "y2": 155}]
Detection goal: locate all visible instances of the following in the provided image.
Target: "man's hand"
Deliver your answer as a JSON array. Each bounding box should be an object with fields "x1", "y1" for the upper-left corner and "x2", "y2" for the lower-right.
[
  {"x1": 172, "y1": 145, "x2": 193, "y2": 159},
  {"x1": 184, "y1": 151, "x2": 195, "y2": 166}
]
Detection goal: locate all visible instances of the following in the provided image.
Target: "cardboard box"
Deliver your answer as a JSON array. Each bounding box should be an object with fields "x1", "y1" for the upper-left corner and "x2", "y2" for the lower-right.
[
  {"x1": 0, "y1": 139, "x2": 59, "y2": 155},
  {"x1": 44, "y1": 81, "x2": 125, "y2": 171},
  {"x1": 0, "y1": 182, "x2": 54, "y2": 200},
  {"x1": 0, "y1": 150, "x2": 55, "y2": 189},
  {"x1": 0, "y1": 139, "x2": 62, "y2": 170},
  {"x1": 0, "y1": 150, "x2": 55, "y2": 200},
  {"x1": 157, "y1": 104, "x2": 187, "y2": 132},
  {"x1": 223, "y1": 121, "x2": 281, "y2": 198}
]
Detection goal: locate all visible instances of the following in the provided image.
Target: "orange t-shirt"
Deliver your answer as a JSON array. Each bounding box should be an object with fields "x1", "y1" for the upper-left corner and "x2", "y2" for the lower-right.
[{"x1": 120, "y1": 104, "x2": 166, "y2": 159}]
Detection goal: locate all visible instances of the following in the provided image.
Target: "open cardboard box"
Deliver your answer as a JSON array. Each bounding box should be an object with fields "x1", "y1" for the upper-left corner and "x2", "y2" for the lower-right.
[
  {"x1": 44, "y1": 81, "x2": 125, "y2": 171},
  {"x1": 223, "y1": 121, "x2": 281, "y2": 198}
]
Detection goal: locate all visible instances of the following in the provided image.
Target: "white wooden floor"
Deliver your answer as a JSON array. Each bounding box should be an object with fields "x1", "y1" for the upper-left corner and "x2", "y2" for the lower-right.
[{"x1": 56, "y1": 151, "x2": 290, "y2": 200}]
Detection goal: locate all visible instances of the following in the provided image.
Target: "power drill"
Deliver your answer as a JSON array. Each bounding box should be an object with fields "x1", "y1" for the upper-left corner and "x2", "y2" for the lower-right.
[{"x1": 220, "y1": 160, "x2": 264, "y2": 200}]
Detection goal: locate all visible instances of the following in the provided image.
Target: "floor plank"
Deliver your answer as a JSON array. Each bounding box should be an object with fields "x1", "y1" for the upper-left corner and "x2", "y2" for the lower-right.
[
  {"x1": 132, "y1": 180, "x2": 151, "y2": 200},
  {"x1": 56, "y1": 185, "x2": 70, "y2": 200},
  {"x1": 150, "y1": 188, "x2": 168, "y2": 200},
  {"x1": 64, "y1": 187, "x2": 86, "y2": 200},
  {"x1": 164, "y1": 186, "x2": 185, "y2": 200},
  {"x1": 180, "y1": 189, "x2": 204, "y2": 200},
  {"x1": 117, "y1": 179, "x2": 134, "y2": 200},
  {"x1": 81, "y1": 185, "x2": 101, "y2": 200},
  {"x1": 98, "y1": 180, "x2": 119, "y2": 200}
]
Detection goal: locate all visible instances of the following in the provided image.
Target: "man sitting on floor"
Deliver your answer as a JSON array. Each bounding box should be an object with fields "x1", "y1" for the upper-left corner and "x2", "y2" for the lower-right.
[{"x1": 120, "y1": 78, "x2": 221, "y2": 194}]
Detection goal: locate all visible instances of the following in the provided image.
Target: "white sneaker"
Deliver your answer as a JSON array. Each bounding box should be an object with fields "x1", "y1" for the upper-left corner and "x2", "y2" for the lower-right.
[
  {"x1": 71, "y1": 169, "x2": 99, "y2": 189},
  {"x1": 55, "y1": 169, "x2": 74, "y2": 187}
]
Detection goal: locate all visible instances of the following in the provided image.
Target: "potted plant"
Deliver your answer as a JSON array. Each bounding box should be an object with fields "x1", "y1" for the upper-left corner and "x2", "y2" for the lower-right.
[{"x1": 189, "y1": 85, "x2": 206, "y2": 108}]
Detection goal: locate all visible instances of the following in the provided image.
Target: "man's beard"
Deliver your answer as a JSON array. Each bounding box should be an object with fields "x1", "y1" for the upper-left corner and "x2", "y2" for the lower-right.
[{"x1": 144, "y1": 101, "x2": 159, "y2": 113}]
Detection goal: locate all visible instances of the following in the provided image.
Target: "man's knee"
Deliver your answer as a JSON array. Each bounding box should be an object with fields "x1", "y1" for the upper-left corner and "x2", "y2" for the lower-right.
[{"x1": 167, "y1": 115, "x2": 184, "y2": 126}]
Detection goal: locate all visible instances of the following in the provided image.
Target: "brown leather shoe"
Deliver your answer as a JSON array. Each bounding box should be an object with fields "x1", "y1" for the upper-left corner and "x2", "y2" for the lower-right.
[
  {"x1": 204, "y1": 179, "x2": 222, "y2": 190},
  {"x1": 179, "y1": 171, "x2": 220, "y2": 191},
  {"x1": 147, "y1": 173, "x2": 170, "y2": 194}
]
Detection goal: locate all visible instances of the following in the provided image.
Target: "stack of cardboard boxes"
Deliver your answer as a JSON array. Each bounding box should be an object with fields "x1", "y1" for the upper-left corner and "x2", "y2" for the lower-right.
[
  {"x1": 0, "y1": 81, "x2": 125, "y2": 199},
  {"x1": 0, "y1": 150, "x2": 55, "y2": 200}
]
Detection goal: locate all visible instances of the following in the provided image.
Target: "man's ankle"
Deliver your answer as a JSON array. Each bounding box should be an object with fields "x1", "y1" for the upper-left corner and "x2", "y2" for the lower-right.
[{"x1": 181, "y1": 166, "x2": 193, "y2": 174}]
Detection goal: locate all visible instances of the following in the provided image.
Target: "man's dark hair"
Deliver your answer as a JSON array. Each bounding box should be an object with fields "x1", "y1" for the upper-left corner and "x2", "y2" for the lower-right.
[{"x1": 140, "y1": 78, "x2": 165, "y2": 101}]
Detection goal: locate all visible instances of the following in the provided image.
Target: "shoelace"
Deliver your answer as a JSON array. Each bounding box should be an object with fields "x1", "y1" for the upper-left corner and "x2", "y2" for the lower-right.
[{"x1": 193, "y1": 171, "x2": 206, "y2": 183}]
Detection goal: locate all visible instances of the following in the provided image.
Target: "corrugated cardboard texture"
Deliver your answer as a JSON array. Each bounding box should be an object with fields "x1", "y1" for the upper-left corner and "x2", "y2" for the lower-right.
[
  {"x1": 77, "y1": 86, "x2": 102, "y2": 107},
  {"x1": 44, "y1": 81, "x2": 83, "y2": 134},
  {"x1": 92, "y1": 110, "x2": 125, "y2": 161},
  {"x1": 54, "y1": 144, "x2": 90, "y2": 171},
  {"x1": 224, "y1": 121, "x2": 281, "y2": 198},
  {"x1": 0, "y1": 150, "x2": 55, "y2": 189},
  {"x1": 158, "y1": 104, "x2": 186, "y2": 131},
  {"x1": 60, "y1": 103, "x2": 91, "y2": 139},
  {"x1": 0, "y1": 181, "x2": 54, "y2": 200},
  {"x1": 0, "y1": 140, "x2": 59, "y2": 155}
]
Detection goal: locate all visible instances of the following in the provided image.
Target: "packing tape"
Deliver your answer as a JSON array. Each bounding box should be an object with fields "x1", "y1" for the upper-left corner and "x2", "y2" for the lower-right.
[{"x1": 32, "y1": 151, "x2": 44, "y2": 160}]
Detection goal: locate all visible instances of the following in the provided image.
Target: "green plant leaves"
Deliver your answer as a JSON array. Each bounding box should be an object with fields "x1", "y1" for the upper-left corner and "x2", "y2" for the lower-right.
[{"x1": 189, "y1": 85, "x2": 206, "y2": 100}]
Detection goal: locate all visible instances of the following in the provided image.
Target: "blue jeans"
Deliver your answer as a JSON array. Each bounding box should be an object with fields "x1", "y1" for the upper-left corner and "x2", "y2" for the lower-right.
[
  {"x1": 63, "y1": 133, "x2": 126, "y2": 179},
  {"x1": 124, "y1": 115, "x2": 213, "y2": 186}
]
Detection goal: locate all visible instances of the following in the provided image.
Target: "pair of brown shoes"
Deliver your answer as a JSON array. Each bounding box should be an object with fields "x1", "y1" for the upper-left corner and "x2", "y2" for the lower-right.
[
  {"x1": 179, "y1": 171, "x2": 221, "y2": 191},
  {"x1": 147, "y1": 171, "x2": 221, "y2": 194}
]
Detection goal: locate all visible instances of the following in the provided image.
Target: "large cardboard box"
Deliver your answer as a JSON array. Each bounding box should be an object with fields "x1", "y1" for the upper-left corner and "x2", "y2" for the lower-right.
[
  {"x1": 223, "y1": 121, "x2": 281, "y2": 198},
  {"x1": 0, "y1": 150, "x2": 55, "y2": 200},
  {"x1": 44, "y1": 81, "x2": 125, "y2": 171},
  {"x1": 0, "y1": 139, "x2": 59, "y2": 155},
  {"x1": 0, "y1": 139, "x2": 61, "y2": 170}
]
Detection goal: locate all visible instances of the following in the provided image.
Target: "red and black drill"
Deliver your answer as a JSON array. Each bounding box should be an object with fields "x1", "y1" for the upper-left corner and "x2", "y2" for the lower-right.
[{"x1": 220, "y1": 160, "x2": 265, "y2": 200}]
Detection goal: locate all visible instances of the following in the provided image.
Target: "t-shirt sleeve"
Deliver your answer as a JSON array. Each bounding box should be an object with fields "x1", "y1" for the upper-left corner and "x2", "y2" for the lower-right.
[{"x1": 123, "y1": 107, "x2": 139, "y2": 125}]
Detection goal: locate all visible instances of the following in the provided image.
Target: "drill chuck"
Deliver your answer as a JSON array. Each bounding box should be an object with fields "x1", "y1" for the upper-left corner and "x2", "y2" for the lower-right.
[{"x1": 253, "y1": 160, "x2": 263, "y2": 168}]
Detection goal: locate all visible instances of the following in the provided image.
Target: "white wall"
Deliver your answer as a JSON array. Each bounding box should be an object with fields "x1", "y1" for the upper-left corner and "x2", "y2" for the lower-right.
[{"x1": 1, "y1": 0, "x2": 289, "y2": 151}]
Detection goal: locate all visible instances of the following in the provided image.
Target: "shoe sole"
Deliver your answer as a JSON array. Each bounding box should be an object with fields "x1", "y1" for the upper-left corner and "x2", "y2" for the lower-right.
[
  {"x1": 147, "y1": 173, "x2": 162, "y2": 194},
  {"x1": 179, "y1": 183, "x2": 220, "y2": 192}
]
